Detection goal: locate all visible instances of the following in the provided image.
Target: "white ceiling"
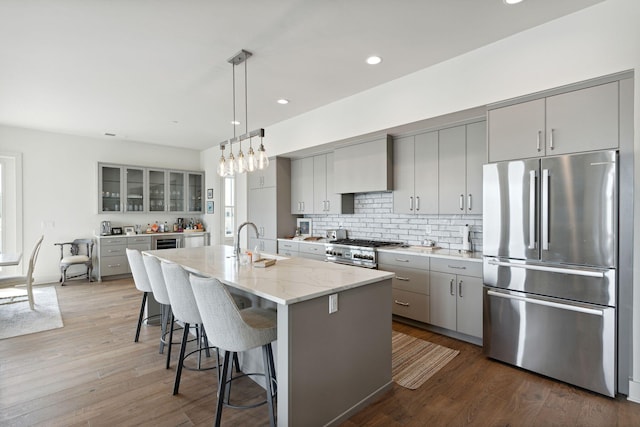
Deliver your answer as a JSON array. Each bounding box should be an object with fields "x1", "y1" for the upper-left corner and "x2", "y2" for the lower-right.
[{"x1": 0, "y1": 0, "x2": 604, "y2": 151}]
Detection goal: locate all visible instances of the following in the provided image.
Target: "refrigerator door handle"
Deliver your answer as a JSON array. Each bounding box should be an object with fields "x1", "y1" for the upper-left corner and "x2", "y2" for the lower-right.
[
  {"x1": 486, "y1": 258, "x2": 606, "y2": 278},
  {"x1": 528, "y1": 170, "x2": 537, "y2": 249},
  {"x1": 541, "y1": 168, "x2": 550, "y2": 251},
  {"x1": 487, "y1": 290, "x2": 603, "y2": 316}
]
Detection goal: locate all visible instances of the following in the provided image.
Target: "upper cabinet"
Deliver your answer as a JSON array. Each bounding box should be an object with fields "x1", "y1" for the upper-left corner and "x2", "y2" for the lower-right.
[
  {"x1": 393, "y1": 132, "x2": 438, "y2": 214},
  {"x1": 438, "y1": 121, "x2": 486, "y2": 215},
  {"x1": 98, "y1": 163, "x2": 204, "y2": 214},
  {"x1": 291, "y1": 157, "x2": 314, "y2": 214},
  {"x1": 488, "y1": 81, "x2": 619, "y2": 162},
  {"x1": 333, "y1": 135, "x2": 393, "y2": 194},
  {"x1": 291, "y1": 154, "x2": 354, "y2": 215}
]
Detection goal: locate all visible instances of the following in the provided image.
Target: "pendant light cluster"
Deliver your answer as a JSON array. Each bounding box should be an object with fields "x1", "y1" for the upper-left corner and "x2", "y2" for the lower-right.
[{"x1": 217, "y1": 49, "x2": 269, "y2": 177}]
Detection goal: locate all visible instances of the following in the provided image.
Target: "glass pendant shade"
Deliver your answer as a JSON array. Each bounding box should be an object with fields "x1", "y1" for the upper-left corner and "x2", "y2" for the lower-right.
[
  {"x1": 236, "y1": 149, "x2": 247, "y2": 174},
  {"x1": 257, "y1": 142, "x2": 269, "y2": 170},
  {"x1": 247, "y1": 145, "x2": 257, "y2": 172},
  {"x1": 226, "y1": 152, "x2": 236, "y2": 176},
  {"x1": 217, "y1": 154, "x2": 226, "y2": 177}
]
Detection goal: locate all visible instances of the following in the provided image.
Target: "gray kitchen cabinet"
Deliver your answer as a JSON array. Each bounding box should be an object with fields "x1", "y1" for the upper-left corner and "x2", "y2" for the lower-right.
[
  {"x1": 100, "y1": 164, "x2": 147, "y2": 213},
  {"x1": 248, "y1": 160, "x2": 277, "y2": 190},
  {"x1": 438, "y1": 121, "x2": 486, "y2": 214},
  {"x1": 291, "y1": 157, "x2": 314, "y2": 214},
  {"x1": 277, "y1": 240, "x2": 299, "y2": 257},
  {"x1": 429, "y1": 258, "x2": 483, "y2": 339},
  {"x1": 392, "y1": 132, "x2": 438, "y2": 214},
  {"x1": 312, "y1": 153, "x2": 354, "y2": 214},
  {"x1": 184, "y1": 232, "x2": 209, "y2": 248},
  {"x1": 298, "y1": 241, "x2": 326, "y2": 261},
  {"x1": 488, "y1": 81, "x2": 619, "y2": 162},
  {"x1": 247, "y1": 157, "x2": 296, "y2": 253},
  {"x1": 186, "y1": 172, "x2": 204, "y2": 213},
  {"x1": 378, "y1": 252, "x2": 430, "y2": 323},
  {"x1": 333, "y1": 135, "x2": 393, "y2": 194},
  {"x1": 97, "y1": 235, "x2": 151, "y2": 280}
]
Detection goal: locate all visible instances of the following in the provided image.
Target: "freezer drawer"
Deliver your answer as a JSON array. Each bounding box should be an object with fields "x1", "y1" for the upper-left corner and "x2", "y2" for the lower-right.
[{"x1": 483, "y1": 287, "x2": 615, "y2": 397}]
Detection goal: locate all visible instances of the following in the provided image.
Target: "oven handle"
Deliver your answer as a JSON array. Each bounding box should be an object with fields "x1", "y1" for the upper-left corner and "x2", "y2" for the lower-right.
[{"x1": 487, "y1": 290, "x2": 603, "y2": 316}]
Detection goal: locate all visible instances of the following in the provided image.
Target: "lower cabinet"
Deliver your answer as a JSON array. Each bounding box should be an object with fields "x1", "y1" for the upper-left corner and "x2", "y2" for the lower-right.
[
  {"x1": 429, "y1": 258, "x2": 483, "y2": 339},
  {"x1": 277, "y1": 240, "x2": 299, "y2": 257},
  {"x1": 379, "y1": 251, "x2": 483, "y2": 343},
  {"x1": 277, "y1": 240, "x2": 326, "y2": 261},
  {"x1": 97, "y1": 235, "x2": 152, "y2": 280}
]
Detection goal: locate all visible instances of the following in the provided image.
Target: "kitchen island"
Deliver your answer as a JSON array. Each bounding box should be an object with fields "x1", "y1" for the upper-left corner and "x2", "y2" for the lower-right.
[{"x1": 145, "y1": 245, "x2": 395, "y2": 427}]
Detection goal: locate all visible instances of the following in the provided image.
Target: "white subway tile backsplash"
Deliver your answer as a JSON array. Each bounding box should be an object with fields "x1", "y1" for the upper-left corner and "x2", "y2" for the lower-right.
[{"x1": 305, "y1": 192, "x2": 483, "y2": 251}]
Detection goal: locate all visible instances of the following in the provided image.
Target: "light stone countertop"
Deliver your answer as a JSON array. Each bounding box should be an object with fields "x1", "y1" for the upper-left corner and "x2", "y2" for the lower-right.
[
  {"x1": 377, "y1": 246, "x2": 483, "y2": 262},
  {"x1": 144, "y1": 245, "x2": 394, "y2": 305},
  {"x1": 96, "y1": 231, "x2": 209, "y2": 239}
]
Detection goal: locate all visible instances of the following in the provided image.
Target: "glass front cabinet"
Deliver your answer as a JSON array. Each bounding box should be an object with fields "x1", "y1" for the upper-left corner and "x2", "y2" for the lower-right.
[{"x1": 98, "y1": 163, "x2": 204, "y2": 214}]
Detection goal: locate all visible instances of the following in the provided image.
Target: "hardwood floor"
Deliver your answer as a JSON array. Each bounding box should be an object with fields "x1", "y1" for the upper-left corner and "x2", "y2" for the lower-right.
[{"x1": 1, "y1": 278, "x2": 639, "y2": 426}]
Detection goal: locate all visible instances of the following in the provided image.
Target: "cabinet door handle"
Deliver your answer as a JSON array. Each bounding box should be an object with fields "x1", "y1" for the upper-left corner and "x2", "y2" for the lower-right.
[
  {"x1": 537, "y1": 130, "x2": 542, "y2": 152},
  {"x1": 549, "y1": 129, "x2": 555, "y2": 150},
  {"x1": 415, "y1": 196, "x2": 420, "y2": 211},
  {"x1": 395, "y1": 258, "x2": 410, "y2": 263},
  {"x1": 467, "y1": 194, "x2": 472, "y2": 211},
  {"x1": 449, "y1": 279, "x2": 455, "y2": 296},
  {"x1": 447, "y1": 264, "x2": 466, "y2": 270},
  {"x1": 326, "y1": 200, "x2": 330, "y2": 212},
  {"x1": 409, "y1": 196, "x2": 413, "y2": 211},
  {"x1": 394, "y1": 300, "x2": 410, "y2": 307},
  {"x1": 459, "y1": 194, "x2": 464, "y2": 211},
  {"x1": 107, "y1": 263, "x2": 121, "y2": 268},
  {"x1": 458, "y1": 280, "x2": 463, "y2": 297},
  {"x1": 395, "y1": 276, "x2": 410, "y2": 281},
  {"x1": 302, "y1": 201, "x2": 305, "y2": 212}
]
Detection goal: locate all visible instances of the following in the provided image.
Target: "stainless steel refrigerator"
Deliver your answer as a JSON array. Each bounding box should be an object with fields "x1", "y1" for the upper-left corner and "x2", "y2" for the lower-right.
[{"x1": 482, "y1": 150, "x2": 618, "y2": 397}]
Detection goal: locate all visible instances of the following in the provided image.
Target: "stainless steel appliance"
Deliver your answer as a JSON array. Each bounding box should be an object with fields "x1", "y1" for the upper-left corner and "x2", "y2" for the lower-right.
[
  {"x1": 100, "y1": 220, "x2": 112, "y2": 236},
  {"x1": 482, "y1": 150, "x2": 618, "y2": 397},
  {"x1": 152, "y1": 235, "x2": 183, "y2": 250},
  {"x1": 325, "y1": 239, "x2": 402, "y2": 268},
  {"x1": 326, "y1": 229, "x2": 347, "y2": 240}
]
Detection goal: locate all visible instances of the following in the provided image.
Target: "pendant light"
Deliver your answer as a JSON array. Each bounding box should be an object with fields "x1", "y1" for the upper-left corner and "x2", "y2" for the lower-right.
[{"x1": 216, "y1": 49, "x2": 267, "y2": 177}]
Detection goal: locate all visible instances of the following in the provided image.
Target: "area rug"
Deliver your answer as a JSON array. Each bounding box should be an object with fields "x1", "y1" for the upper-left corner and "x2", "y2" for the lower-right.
[
  {"x1": 392, "y1": 331, "x2": 459, "y2": 390},
  {"x1": 0, "y1": 286, "x2": 63, "y2": 339}
]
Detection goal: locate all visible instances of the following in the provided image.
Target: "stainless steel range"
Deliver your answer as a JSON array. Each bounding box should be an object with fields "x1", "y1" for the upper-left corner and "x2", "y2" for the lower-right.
[{"x1": 325, "y1": 238, "x2": 402, "y2": 268}]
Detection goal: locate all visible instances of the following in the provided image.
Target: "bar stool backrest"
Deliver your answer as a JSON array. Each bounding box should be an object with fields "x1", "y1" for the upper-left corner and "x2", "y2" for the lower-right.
[
  {"x1": 142, "y1": 254, "x2": 171, "y2": 306},
  {"x1": 161, "y1": 262, "x2": 202, "y2": 325},
  {"x1": 126, "y1": 249, "x2": 152, "y2": 293}
]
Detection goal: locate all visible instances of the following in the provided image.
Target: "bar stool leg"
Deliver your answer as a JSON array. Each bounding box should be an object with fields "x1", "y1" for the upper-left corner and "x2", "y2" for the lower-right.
[
  {"x1": 262, "y1": 344, "x2": 276, "y2": 427},
  {"x1": 135, "y1": 292, "x2": 148, "y2": 342},
  {"x1": 215, "y1": 351, "x2": 233, "y2": 427},
  {"x1": 166, "y1": 313, "x2": 176, "y2": 369},
  {"x1": 173, "y1": 322, "x2": 191, "y2": 395}
]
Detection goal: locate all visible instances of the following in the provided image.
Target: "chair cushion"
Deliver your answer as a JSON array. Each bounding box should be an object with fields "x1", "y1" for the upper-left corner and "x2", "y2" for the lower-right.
[
  {"x1": 0, "y1": 275, "x2": 28, "y2": 287},
  {"x1": 61, "y1": 255, "x2": 90, "y2": 264}
]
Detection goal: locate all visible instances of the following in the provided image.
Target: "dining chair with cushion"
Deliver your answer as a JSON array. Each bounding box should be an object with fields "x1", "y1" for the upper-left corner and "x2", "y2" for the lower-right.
[
  {"x1": 54, "y1": 238, "x2": 94, "y2": 285},
  {"x1": 0, "y1": 235, "x2": 44, "y2": 310},
  {"x1": 190, "y1": 275, "x2": 278, "y2": 427}
]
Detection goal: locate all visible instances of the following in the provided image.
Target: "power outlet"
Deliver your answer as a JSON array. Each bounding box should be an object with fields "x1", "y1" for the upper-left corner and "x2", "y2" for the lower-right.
[
  {"x1": 425, "y1": 225, "x2": 432, "y2": 234},
  {"x1": 329, "y1": 293, "x2": 338, "y2": 314}
]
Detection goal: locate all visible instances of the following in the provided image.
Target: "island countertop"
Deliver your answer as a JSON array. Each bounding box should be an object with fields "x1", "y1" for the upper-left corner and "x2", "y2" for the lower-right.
[{"x1": 144, "y1": 244, "x2": 394, "y2": 306}]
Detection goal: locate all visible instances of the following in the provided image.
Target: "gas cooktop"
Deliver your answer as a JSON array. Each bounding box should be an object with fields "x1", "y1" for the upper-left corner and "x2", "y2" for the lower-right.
[{"x1": 329, "y1": 238, "x2": 403, "y2": 248}]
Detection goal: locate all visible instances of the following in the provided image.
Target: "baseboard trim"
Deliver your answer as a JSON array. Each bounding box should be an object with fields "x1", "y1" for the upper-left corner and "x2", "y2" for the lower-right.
[{"x1": 628, "y1": 379, "x2": 640, "y2": 404}]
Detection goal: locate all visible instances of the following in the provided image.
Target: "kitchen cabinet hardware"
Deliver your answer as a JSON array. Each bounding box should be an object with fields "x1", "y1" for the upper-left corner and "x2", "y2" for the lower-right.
[
  {"x1": 459, "y1": 194, "x2": 464, "y2": 210},
  {"x1": 537, "y1": 130, "x2": 542, "y2": 152},
  {"x1": 416, "y1": 196, "x2": 420, "y2": 211},
  {"x1": 549, "y1": 128, "x2": 555, "y2": 150},
  {"x1": 409, "y1": 196, "x2": 413, "y2": 211},
  {"x1": 467, "y1": 194, "x2": 472, "y2": 211},
  {"x1": 447, "y1": 264, "x2": 466, "y2": 270},
  {"x1": 395, "y1": 258, "x2": 410, "y2": 263},
  {"x1": 449, "y1": 279, "x2": 455, "y2": 296},
  {"x1": 395, "y1": 276, "x2": 410, "y2": 281},
  {"x1": 458, "y1": 280, "x2": 463, "y2": 297},
  {"x1": 394, "y1": 300, "x2": 410, "y2": 307}
]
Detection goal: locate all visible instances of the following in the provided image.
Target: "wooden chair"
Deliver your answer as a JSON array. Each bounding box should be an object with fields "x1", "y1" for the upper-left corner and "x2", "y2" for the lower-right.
[
  {"x1": 54, "y1": 239, "x2": 94, "y2": 285},
  {"x1": 0, "y1": 235, "x2": 44, "y2": 310}
]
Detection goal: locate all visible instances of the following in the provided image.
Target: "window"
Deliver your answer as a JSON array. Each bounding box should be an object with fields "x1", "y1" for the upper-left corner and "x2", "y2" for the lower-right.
[{"x1": 223, "y1": 176, "x2": 235, "y2": 244}]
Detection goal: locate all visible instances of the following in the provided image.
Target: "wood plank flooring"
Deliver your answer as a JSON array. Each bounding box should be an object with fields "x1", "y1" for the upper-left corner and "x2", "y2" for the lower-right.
[{"x1": 1, "y1": 278, "x2": 639, "y2": 426}]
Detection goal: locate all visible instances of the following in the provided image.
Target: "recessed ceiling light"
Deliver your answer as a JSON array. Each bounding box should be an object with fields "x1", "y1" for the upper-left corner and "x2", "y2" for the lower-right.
[
  {"x1": 366, "y1": 56, "x2": 382, "y2": 65},
  {"x1": 503, "y1": 0, "x2": 523, "y2": 4},
  {"x1": 231, "y1": 120, "x2": 240, "y2": 125},
  {"x1": 277, "y1": 99, "x2": 289, "y2": 105},
  {"x1": 104, "y1": 132, "x2": 116, "y2": 137}
]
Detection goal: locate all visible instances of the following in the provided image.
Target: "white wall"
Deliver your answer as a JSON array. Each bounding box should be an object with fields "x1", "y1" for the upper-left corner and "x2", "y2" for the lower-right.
[
  {"x1": 246, "y1": 0, "x2": 640, "y2": 401},
  {"x1": 0, "y1": 125, "x2": 202, "y2": 282}
]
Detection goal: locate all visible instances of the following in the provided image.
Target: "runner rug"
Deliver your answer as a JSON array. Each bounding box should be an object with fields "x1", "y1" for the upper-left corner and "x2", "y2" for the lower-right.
[
  {"x1": 0, "y1": 286, "x2": 63, "y2": 340},
  {"x1": 392, "y1": 330, "x2": 460, "y2": 390}
]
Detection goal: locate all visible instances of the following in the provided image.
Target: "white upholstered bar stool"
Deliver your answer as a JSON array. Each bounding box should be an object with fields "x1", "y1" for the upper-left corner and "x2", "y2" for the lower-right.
[
  {"x1": 190, "y1": 276, "x2": 278, "y2": 427},
  {"x1": 161, "y1": 261, "x2": 217, "y2": 395},
  {"x1": 142, "y1": 253, "x2": 180, "y2": 368},
  {"x1": 126, "y1": 248, "x2": 159, "y2": 342}
]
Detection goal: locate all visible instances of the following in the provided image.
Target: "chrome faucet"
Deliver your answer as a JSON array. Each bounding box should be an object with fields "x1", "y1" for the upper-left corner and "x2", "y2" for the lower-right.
[{"x1": 235, "y1": 221, "x2": 260, "y2": 256}]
